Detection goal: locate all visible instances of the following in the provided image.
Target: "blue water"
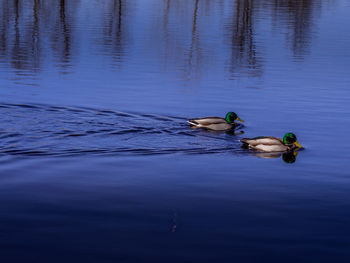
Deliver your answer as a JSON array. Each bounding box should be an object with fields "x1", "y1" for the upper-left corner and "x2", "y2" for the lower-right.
[{"x1": 0, "y1": 0, "x2": 350, "y2": 262}]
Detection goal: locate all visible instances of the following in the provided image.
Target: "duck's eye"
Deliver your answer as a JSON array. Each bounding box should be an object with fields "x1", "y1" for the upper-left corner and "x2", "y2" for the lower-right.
[
  {"x1": 230, "y1": 113, "x2": 237, "y2": 121},
  {"x1": 225, "y1": 112, "x2": 237, "y2": 123},
  {"x1": 287, "y1": 136, "x2": 295, "y2": 144}
]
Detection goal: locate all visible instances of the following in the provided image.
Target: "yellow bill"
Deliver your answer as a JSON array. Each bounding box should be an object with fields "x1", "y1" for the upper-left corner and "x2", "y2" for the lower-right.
[
  {"x1": 236, "y1": 117, "x2": 244, "y2": 123},
  {"x1": 294, "y1": 141, "x2": 302, "y2": 148}
]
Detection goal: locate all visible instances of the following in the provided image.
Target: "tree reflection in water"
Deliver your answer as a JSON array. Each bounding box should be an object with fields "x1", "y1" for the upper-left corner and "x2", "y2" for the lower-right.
[{"x1": 0, "y1": 0, "x2": 323, "y2": 78}]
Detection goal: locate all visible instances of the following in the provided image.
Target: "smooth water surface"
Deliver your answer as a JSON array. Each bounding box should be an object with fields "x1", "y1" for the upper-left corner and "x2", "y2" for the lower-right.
[{"x1": 0, "y1": 0, "x2": 350, "y2": 262}]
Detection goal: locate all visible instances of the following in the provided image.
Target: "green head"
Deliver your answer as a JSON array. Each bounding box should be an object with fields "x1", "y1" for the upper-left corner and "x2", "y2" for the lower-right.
[
  {"x1": 283, "y1": 132, "x2": 302, "y2": 148},
  {"x1": 225, "y1": 112, "x2": 244, "y2": 124}
]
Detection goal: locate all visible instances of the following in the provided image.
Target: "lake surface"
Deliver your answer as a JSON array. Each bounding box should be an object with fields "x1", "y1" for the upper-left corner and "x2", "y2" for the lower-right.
[{"x1": 1, "y1": 0, "x2": 350, "y2": 262}]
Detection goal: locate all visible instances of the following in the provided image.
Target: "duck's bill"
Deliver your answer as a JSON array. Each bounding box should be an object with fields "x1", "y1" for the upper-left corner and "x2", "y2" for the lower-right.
[
  {"x1": 294, "y1": 141, "x2": 302, "y2": 148},
  {"x1": 236, "y1": 117, "x2": 244, "y2": 122}
]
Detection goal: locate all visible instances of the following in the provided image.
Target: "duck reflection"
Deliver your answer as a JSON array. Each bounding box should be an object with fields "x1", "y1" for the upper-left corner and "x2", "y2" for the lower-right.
[
  {"x1": 252, "y1": 150, "x2": 299, "y2": 163},
  {"x1": 226, "y1": 128, "x2": 244, "y2": 136}
]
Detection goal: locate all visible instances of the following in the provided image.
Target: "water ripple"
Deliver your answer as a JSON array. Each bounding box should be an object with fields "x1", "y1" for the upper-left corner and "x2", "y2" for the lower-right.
[{"x1": 0, "y1": 103, "x2": 244, "y2": 157}]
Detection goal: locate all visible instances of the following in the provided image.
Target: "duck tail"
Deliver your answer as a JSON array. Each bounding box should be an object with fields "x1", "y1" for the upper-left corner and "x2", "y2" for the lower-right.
[
  {"x1": 240, "y1": 138, "x2": 251, "y2": 149},
  {"x1": 187, "y1": 120, "x2": 200, "y2": 127},
  {"x1": 241, "y1": 138, "x2": 249, "y2": 144}
]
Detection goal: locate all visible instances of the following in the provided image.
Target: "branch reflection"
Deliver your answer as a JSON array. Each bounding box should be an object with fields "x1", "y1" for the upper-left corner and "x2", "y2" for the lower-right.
[
  {"x1": 268, "y1": 0, "x2": 320, "y2": 58},
  {"x1": 227, "y1": 0, "x2": 263, "y2": 78},
  {"x1": 0, "y1": 0, "x2": 324, "y2": 78}
]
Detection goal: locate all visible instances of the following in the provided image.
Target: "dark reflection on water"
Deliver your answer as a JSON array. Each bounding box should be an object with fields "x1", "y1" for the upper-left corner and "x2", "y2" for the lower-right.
[
  {"x1": 0, "y1": 0, "x2": 322, "y2": 78},
  {"x1": 0, "y1": 0, "x2": 79, "y2": 79},
  {"x1": 226, "y1": 0, "x2": 263, "y2": 78},
  {"x1": 53, "y1": 0, "x2": 74, "y2": 71},
  {"x1": 100, "y1": 0, "x2": 126, "y2": 65},
  {"x1": 250, "y1": 150, "x2": 299, "y2": 163},
  {"x1": 268, "y1": 0, "x2": 320, "y2": 58}
]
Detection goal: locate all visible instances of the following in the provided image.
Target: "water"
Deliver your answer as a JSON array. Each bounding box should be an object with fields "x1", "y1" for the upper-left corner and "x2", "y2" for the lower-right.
[{"x1": 0, "y1": 0, "x2": 350, "y2": 262}]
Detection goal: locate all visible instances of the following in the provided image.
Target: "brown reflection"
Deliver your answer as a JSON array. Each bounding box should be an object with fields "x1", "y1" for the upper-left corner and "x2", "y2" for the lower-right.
[
  {"x1": 0, "y1": 0, "x2": 325, "y2": 78},
  {"x1": 101, "y1": 0, "x2": 126, "y2": 66},
  {"x1": 155, "y1": 0, "x2": 323, "y2": 80},
  {"x1": 11, "y1": 0, "x2": 24, "y2": 71},
  {"x1": 59, "y1": 0, "x2": 71, "y2": 65},
  {"x1": 227, "y1": 0, "x2": 263, "y2": 78},
  {"x1": 0, "y1": 0, "x2": 79, "y2": 75},
  {"x1": 225, "y1": 0, "x2": 321, "y2": 76},
  {"x1": 162, "y1": 0, "x2": 170, "y2": 69},
  {"x1": 9, "y1": 0, "x2": 41, "y2": 72},
  {"x1": 186, "y1": 0, "x2": 201, "y2": 79},
  {"x1": 10, "y1": 0, "x2": 39, "y2": 74},
  {"x1": 50, "y1": 0, "x2": 77, "y2": 72},
  {"x1": 31, "y1": 0, "x2": 40, "y2": 71},
  {"x1": 268, "y1": 0, "x2": 321, "y2": 58}
]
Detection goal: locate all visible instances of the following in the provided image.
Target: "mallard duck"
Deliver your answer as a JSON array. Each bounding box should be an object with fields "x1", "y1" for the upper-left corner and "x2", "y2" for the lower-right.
[
  {"x1": 241, "y1": 132, "x2": 302, "y2": 152},
  {"x1": 187, "y1": 112, "x2": 244, "y2": 131}
]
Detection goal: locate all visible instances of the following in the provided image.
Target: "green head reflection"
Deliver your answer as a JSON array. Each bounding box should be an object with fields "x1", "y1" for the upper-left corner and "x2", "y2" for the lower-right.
[
  {"x1": 250, "y1": 150, "x2": 300, "y2": 163},
  {"x1": 282, "y1": 151, "x2": 299, "y2": 164}
]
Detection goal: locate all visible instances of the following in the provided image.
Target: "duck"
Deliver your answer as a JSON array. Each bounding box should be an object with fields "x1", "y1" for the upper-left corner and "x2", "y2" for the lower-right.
[
  {"x1": 187, "y1": 112, "x2": 244, "y2": 131},
  {"x1": 241, "y1": 132, "x2": 302, "y2": 152}
]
